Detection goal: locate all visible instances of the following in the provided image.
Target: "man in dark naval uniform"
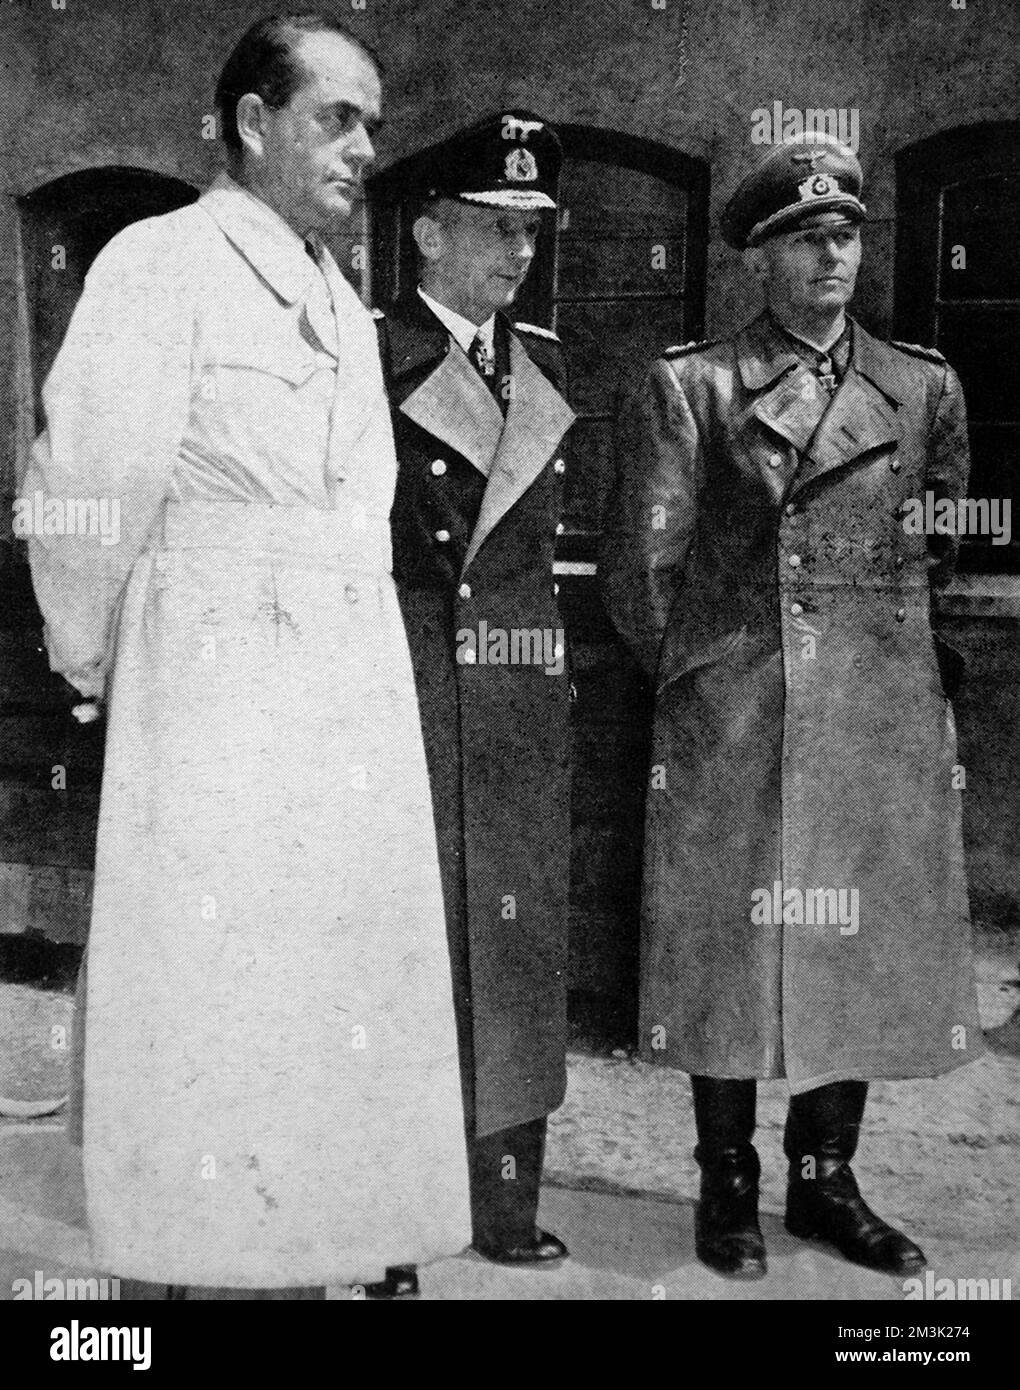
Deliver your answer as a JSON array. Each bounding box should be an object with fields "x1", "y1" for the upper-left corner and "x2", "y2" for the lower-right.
[
  {"x1": 375, "y1": 112, "x2": 576, "y2": 1266},
  {"x1": 601, "y1": 134, "x2": 980, "y2": 1281}
]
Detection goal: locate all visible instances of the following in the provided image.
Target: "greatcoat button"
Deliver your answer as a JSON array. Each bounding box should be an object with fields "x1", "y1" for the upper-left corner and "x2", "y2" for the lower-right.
[
  {"x1": 785, "y1": 503, "x2": 798, "y2": 517},
  {"x1": 458, "y1": 583, "x2": 472, "y2": 599},
  {"x1": 890, "y1": 459, "x2": 901, "y2": 473},
  {"x1": 790, "y1": 602, "x2": 804, "y2": 617},
  {"x1": 555, "y1": 522, "x2": 565, "y2": 536},
  {"x1": 435, "y1": 529, "x2": 451, "y2": 543},
  {"x1": 431, "y1": 459, "x2": 447, "y2": 476},
  {"x1": 788, "y1": 553, "x2": 802, "y2": 568},
  {"x1": 769, "y1": 454, "x2": 783, "y2": 468},
  {"x1": 554, "y1": 458, "x2": 566, "y2": 475},
  {"x1": 895, "y1": 608, "x2": 906, "y2": 622}
]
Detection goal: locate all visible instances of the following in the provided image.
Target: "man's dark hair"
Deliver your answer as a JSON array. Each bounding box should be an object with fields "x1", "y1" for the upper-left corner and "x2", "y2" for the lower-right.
[{"x1": 215, "y1": 13, "x2": 382, "y2": 157}]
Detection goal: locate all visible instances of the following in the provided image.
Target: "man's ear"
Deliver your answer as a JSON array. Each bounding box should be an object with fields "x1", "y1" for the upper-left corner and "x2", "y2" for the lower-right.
[
  {"x1": 413, "y1": 214, "x2": 445, "y2": 264},
  {"x1": 236, "y1": 93, "x2": 269, "y2": 163}
]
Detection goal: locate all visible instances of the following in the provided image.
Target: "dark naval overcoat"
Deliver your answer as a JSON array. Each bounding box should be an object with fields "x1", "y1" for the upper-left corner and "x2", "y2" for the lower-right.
[
  {"x1": 377, "y1": 293, "x2": 576, "y2": 1136},
  {"x1": 600, "y1": 313, "x2": 982, "y2": 1091}
]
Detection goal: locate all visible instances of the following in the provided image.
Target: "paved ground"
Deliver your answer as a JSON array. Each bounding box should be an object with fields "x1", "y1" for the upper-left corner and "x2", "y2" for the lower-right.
[{"x1": 1, "y1": 929, "x2": 1017, "y2": 1300}]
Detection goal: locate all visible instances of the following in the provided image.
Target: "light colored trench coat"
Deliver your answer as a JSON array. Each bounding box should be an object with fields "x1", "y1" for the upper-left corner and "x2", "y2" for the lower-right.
[{"x1": 24, "y1": 177, "x2": 470, "y2": 1287}]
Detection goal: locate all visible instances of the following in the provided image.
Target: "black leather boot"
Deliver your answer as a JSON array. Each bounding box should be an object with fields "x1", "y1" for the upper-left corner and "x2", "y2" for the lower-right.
[
  {"x1": 784, "y1": 1081, "x2": 926, "y2": 1275},
  {"x1": 692, "y1": 1076, "x2": 767, "y2": 1279}
]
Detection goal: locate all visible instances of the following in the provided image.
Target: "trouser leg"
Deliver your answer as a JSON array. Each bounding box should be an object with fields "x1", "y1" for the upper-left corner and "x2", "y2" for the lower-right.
[{"x1": 468, "y1": 1117, "x2": 546, "y2": 1250}]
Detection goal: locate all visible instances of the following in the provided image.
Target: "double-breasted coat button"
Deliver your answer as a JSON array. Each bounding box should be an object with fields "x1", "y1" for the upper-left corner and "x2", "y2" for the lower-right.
[
  {"x1": 458, "y1": 583, "x2": 472, "y2": 599},
  {"x1": 890, "y1": 459, "x2": 901, "y2": 473},
  {"x1": 784, "y1": 503, "x2": 798, "y2": 517},
  {"x1": 790, "y1": 602, "x2": 804, "y2": 616},
  {"x1": 768, "y1": 453, "x2": 783, "y2": 469},
  {"x1": 435, "y1": 529, "x2": 451, "y2": 543},
  {"x1": 555, "y1": 522, "x2": 565, "y2": 536},
  {"x1": 895, "y1": 608, "x2": 906, "y2": 622},
  {"x1": 430, "y1": 459, "x2": 447, "y2": 476},
  {"x1": 788, "y1": 553, "x2": 802, "y2": 568},
  {"x1": 554, "y1": 458, "x2": 566, "y2": 475}
]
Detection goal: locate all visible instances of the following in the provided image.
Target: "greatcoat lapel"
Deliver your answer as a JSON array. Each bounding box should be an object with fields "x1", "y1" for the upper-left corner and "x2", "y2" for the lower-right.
[
  {"x1": 737, "y1": 315, "x2": 830, "y2": 456},
  {"x1": 738, "y1": 314, "x2": 905, "y2": 499},
  {"x1": 790, "y1": 324, "x2": 904, "y2": 497},
  {"x1": 400, "y1": 341, "x2": 505, "y2": 477},
  {"x1": 461, "y1": 331, "x2": 575, "y2": 577}
]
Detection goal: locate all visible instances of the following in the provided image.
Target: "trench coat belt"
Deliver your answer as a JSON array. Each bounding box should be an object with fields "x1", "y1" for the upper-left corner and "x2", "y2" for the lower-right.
[{"x1": 159, "y1": 498, "x2": 392, "y2": 573}]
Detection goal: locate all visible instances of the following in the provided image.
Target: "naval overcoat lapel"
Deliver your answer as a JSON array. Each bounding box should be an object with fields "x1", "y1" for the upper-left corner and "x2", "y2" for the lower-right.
[
  {"x1": 399, "y1": 341, "x2": 505, "y2": 477},
  {"x1": 461, "y1": 329, "x2": 575, "y2": 575}
]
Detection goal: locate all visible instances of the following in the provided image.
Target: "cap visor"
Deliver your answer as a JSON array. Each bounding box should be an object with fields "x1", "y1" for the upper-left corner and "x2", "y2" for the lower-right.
[
  {"x1": 748, "y1": 196, "x2": 866, "y2": 245},
  {"x1": 459, "y1": 189, "x2": 557, "y2": 210}
]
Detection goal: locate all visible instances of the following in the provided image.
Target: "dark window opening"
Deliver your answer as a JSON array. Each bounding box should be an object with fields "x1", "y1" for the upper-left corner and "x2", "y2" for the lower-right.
[{"x1": 895, "y1": 122, "x2": 1020, "y2": 574}]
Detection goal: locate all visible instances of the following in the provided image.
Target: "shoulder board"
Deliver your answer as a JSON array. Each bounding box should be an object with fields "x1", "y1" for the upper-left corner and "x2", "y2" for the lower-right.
[
  {"x1": 663, "y1": 339, "x2": 717, "y2": 358},
  {"x1": 370, "y1": 308, "x2": 386, "y2": 321},
  {"x1": 889, "y1": 340, "x2": 945, "y2": 364},
  {"x1": 513, "y1": 321, "x2": 560, "y2": 342}
]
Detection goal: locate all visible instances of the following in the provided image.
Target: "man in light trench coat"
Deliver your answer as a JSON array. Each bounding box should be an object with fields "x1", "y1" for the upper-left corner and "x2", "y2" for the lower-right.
[
  {"x1": 601, "y1": 133, "x2": 982, "y2": 1279},
  {"x1": 23, "y1": 15, "x2": 472, "y2": 1300}
]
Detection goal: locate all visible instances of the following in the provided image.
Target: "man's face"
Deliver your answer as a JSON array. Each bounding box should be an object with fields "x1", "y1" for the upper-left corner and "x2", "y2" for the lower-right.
[
  {"x1": 754, "y1": 218, "x2": 862, "y2": 320},
  {"x1": 417, "y1": 202, "x2": 542, "y2": 325},
  {"x1": 251, "y1": 30, "x2": 382, "y2": 234}
]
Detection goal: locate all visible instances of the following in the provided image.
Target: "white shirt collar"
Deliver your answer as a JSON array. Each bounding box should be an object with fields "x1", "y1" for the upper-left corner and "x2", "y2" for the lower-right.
[{"x1": 418, "y1": 287, "x2": 494, "y2": 356}]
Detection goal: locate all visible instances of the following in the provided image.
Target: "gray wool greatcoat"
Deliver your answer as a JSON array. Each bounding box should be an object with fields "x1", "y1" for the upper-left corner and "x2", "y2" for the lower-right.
[
  {"x1": 378, "y1": 294, "x2": 576, "y2": 1137},
  {"x1": 600, "y1": 313, "x2": 983, "y2": 1091}
]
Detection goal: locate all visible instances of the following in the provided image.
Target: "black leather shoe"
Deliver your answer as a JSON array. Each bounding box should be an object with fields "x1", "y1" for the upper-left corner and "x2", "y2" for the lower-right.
[
  {"x1": 363, "y1": 1265, "x2": 420, "y2": 1300},
  {"x1": 473, "y1": 1229, "x2": 568, "y2": 1266},
  {"x1": 785, "y1": 1163, "x2": 927, "y2": 1275},
  {"x1": 694, "y1": 1146, "x2": 767, "y2": 1280}
]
